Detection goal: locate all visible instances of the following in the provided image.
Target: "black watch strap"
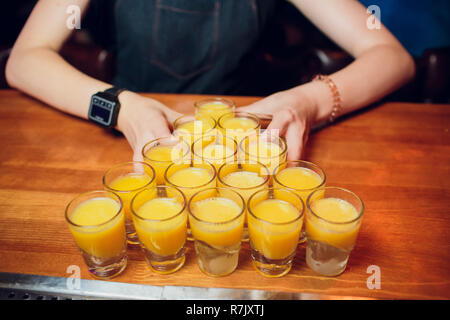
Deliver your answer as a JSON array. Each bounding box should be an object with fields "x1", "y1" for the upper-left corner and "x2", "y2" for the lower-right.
[{"x1": 104, "y1": 87, "x2": 126, "y2": 97}]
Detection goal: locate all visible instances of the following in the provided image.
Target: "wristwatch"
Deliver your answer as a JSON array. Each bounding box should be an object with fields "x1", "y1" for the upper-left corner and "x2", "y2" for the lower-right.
[{"x1": 88, "y1": 87, "x2": 126, "y2": 129}]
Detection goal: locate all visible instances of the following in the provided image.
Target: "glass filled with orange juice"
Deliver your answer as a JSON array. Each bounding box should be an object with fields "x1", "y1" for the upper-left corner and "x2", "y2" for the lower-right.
[
  {"x1": 306, "y1": 187, "x2": 364, "y2": 276},
  {"x1": 217, "y1": 161, "x2": 270, "y2": 241},
  {"x1": 142, "y1": 136, "x2": 191, "y2": 185},
  {"x1": 188, "y1": 187, "x2": 245, "y2": 276},
  {"x1": 239, "y1": 133, "x2": 287, "y2": 174},
  {"x1": 273, "y1": 160, "x2": 326, "y2": 243},
  {"x1": 247, "y1": 188, "x2": 304, "y2": 277},
  {"x1": 218, "y1": 111, "x2": 261, "y2": 144},
  {"x1": 131, "y1": 185, "x2": 187, "y2": 274},
  {"x1": 65, "y1": 190, "x2": 127, "y2": 279},
  {"x1": 192, "y1": 134, "x2": 237, "y2": 170},
  {"x1": 103, "y1": 161, "x2": 156, "y2": 244},
  {"x1": 173, "y1": 115, "x2": 216, "y2": 146},
  {"x1": 165, "y1": 161, "x2": 217, "y2": 240},
  {"x1": 194, "y1": 98, "x2": 235, "y2": 121}
]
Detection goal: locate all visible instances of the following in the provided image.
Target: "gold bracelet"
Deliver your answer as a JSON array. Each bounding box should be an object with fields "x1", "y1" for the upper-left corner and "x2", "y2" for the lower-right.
[{"x1": 313, "y1": 74, "x2": 342, "y2": 123}]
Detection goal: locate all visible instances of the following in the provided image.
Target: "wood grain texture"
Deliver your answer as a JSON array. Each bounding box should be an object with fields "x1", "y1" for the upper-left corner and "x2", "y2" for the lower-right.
[{"x1": 0, "y1": 90, "x2": 449, "y2": 299}]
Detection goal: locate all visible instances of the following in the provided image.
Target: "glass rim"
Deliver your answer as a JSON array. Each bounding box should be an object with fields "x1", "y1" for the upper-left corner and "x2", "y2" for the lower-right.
[
  {"x1": 141, "y1": 136, "x2": 191, "y2": 163},
  {"x1": 194, "y1": 97, "x2": 236, "y2": 109},
  {"x1": 164, "y1": 161, "x2": 217, "y2": 190},
  {"x1": 247, "y1": 187, "x2": 305, "y2": 226},
  {"x1": 173, "y1": 114, "x2": 217, "y2": 134},
  {"x1": 188, "y1": 187, "x2": 245, "y2": 226},
  {"x1": 102, "y1": 161, "x2": 156, "y2": 193},
  {"x1": 239, "y1": 132, "x2": 288, "y2": 160},
  {"x1": 217, "y1": 161, "x2": 270, "y2": 190},
  {"x1": 130, "y1": 185, "x2": 187, "y2": 223},
  {"x1": 65, "y1": 190, "x2": 123, "y2": 229},
  {"x1": 217, "y1": 111, "x2": 261, "y2": 131},
  {"x1": 191, "y1": 134, "x2": 238, "y2": 160},
  {"x1": 273, "y1": 160, "x2": 327, "y2": 192},
  {"x1": 306, "y1": 186, "x2": 365, "y2": 225}
]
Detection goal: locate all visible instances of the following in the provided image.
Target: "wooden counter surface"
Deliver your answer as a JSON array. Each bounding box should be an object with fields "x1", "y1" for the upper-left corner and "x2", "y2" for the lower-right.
[{"x1": 0, "y1": 90, "x2": 449, "y2": 299}]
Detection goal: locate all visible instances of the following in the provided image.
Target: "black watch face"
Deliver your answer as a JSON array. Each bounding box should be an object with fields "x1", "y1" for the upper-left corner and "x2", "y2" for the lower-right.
[{"x1": 89, "y1": 94, "x2": 117, "y2": 127}]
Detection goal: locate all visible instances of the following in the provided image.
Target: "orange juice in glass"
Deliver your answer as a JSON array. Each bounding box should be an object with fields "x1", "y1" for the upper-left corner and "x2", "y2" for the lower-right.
[
  {"x1": 306, "y1": 187, "x2": 364, "y2": 276},
  {"x1": 192, "y1": 134, "x2": 237, "y2": 171},
  {"x1": 131, "y1": 185, "x2": 187, "y2": 274},
  {"x1": 65, "y1": 190, "x2": 127, "y2": 279},
  {"x1": 218, "y1": 111, "x2": 261, "y2": 144},
  {"x1": 103, "y1": 161, "x2": 156, "y2": 244},
  {"x1": 194, "y1": 98, "x2": 235, "y2": 121},
  {"x1": 173, "y1": 115, "x2": 216, "y2": 146},
  {"x1": 239, "y1": 133, "x2": 287, "y2": 174},
  {"x1": 188, "y1": 187, "x2": 245, "y2": 276},
  {"x1": 165, "y1": 161, "x2": 217, "y2": 240},
  {"x1": 273, "y1": 160, "x2": 326, "y2": 243},
  {"x1": 217, "y1": 161, "x2": 270, "y2": 241},
  {"x1": 247, "y1": 188, "x2": 304, "y2": 277},
  {"x1": 142, "y1": 136, "x2": 191, "y2": 184}
]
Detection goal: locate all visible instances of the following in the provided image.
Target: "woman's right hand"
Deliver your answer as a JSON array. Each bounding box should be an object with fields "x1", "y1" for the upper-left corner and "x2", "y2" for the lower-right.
[{"x1": 116, "y1": 91, "x2": 182, "y2": 162}]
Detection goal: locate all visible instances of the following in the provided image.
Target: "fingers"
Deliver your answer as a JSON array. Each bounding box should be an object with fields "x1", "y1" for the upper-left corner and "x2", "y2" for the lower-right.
[
  {"x1": 133, "y1": 115, "x2": 172, "y2": 163},
  {"x1": 266, "y1": 108, "x2": 295, "y2": 137},
  {"x1": 285, "y1": 121, "x2": 305, "y2": 161}
]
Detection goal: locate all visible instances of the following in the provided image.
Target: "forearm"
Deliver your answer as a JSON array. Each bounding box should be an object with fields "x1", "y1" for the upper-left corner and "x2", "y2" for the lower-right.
[
  {"x1": 290, "y1": 44, "x2": 415, "y2": 125},
  {"x1": 6, "y1": 47, "x2": 110, "y2": 120}
]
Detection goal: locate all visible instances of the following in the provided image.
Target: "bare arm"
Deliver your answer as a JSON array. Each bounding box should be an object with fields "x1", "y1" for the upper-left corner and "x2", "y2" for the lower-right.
[
  {"x1": 5, "y1": 0, "x2": 180, "y2": 159},
  {"x1": 241, "y1": 0, "x2": 415, "y2": 159}
]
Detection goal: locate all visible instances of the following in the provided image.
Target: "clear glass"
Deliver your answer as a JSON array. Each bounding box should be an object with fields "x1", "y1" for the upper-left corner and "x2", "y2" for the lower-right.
[
  {"x1": 306, "y1": 187, "x2": 364, "y2": 276},
  {"x1": 217, "y1": 111, "x2": 261, "y2": 144},
  {"x1": 239, "y1": 133, "x2": 287, "y2": 174},
  {"x1": 194, "y1": 98, "x2": 235, "y2": 121},
  {"x1": 192, "y1": 134, "x2": 237, "y2": 171},
  {"x1": 173, "y1": 115, "x2": 217, "y2": 146},
  {"x1": 165, "y1": 161, "x2": 217, "y2": 241},
  {"x1": 141, "y1": 136, "x2": 191, "y2": 185},
  {"x1": 188, "y1": 187, "x2": 245, "y2": 276},
  {"x1": 217, "y1": 161, "x2": 270, "y2": 242},
  {"x1": 65, "y1": 190, "x2": 127, "y2": 279},
  {"x1": 103, "y1": 161, "x2": 156, "y2": 244},
  {"x1": 273, "y1": 160, "x2": 326, "y2": 244},
  {"x1": 131, "y1": 185, "x2": 187, "y2": 274},
  {"x1": 247, "y1": 188, "x2": 304, "y2": 277}
]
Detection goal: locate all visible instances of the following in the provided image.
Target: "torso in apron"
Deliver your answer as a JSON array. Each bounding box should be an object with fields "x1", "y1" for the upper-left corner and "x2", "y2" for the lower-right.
[{"x1": 111, "y1": 0, "x2": 277, "y2": 94}]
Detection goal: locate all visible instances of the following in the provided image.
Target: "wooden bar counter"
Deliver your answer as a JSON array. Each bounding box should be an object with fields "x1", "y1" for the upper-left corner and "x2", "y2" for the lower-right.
[{"x1": 0, "y1": 89, "x2": 449, "y2": 300}]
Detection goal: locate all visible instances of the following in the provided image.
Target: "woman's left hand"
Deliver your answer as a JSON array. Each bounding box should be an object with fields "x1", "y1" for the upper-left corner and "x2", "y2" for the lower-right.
[{"x1": 239, "y1": 88, "x2": 318, "y2": 160}]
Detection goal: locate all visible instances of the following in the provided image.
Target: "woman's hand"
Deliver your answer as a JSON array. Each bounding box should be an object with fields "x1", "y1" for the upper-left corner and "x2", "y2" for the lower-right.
[
  {"x1": 239, "y1": 88, "x2": 318, "y2": 160},
  {"x1": 117, "y1": 91, "x2": 182, "y2": 162}
]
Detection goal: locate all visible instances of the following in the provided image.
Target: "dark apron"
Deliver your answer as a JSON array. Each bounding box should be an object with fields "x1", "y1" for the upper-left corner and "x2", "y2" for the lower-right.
[{"x1": 102, "y1": 0, "x2": 277, "y2": 94}]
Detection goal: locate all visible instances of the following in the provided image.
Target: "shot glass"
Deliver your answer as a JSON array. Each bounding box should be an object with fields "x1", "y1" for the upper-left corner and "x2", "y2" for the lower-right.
[
  {"x1": 103, "y1": 161, "x2": 156, "y2": 244},
  {"x1": 217, "y1": 161, "x2": 270, "y2": 241},
  {"x1": 194, "y1": 98, "x2": 235, "y2": 121},
  {"x1": 273, "y1": 160, "x2": 326, "y2": 244},
  {"x1": 142, "y1": 136, "x2": 191, "y2": 185},
  {"x1": 131, "y1": 185, "x2": 187, "y2": 274},
  {"x1": 217, "y1": 111, "x2": 261, "y2": 144},
  {"x1": 239, "y1": 133, "x2": 287, "y2": 174},
  {"x1": 192, "y1": 134, "x2": 237, "y2": 170},
  {"x1": 173, "y1": 115, "x2": 216, "y2": 146},
  {"x1": 65, "y1": 190, "x2": 127, "y2": 279},
  {"x1": 188, "y1": 187, "x2": 245, "y2": 276},
  {"x1": 305, "y1": 187, "x2": 364, "y2": 276},
  {"x1": 165, "y1": 161, "x2": 217, "y2": 240},
  {"x1": 247, "y1": 188, "x2": 304, "y2": 277}
]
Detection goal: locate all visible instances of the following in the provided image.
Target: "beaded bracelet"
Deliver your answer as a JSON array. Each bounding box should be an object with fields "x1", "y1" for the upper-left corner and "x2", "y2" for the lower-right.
[{"x1": 312, "y1": 74, "x2": 342, "y2": 123}]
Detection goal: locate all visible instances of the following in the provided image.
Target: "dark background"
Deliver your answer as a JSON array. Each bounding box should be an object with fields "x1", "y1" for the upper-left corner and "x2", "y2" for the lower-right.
[{"x1": 1, "y1": 0, "x2": 449, "y2": 103}]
